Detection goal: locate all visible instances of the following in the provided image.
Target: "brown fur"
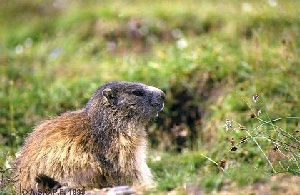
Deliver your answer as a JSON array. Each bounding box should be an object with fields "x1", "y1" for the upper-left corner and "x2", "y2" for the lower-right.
[{"x1": 13, "y1": 81, "x2": 164, "y2": 193}]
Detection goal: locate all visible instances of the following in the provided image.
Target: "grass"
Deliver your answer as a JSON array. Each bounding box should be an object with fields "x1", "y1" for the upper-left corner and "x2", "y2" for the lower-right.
[{"x1": 0, "y1": 0, "x2": 299, "y2": 193}]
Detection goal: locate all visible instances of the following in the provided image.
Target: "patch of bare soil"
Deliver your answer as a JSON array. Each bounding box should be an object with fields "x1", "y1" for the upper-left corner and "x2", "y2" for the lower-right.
[
  {"x1": 217, "y1": 174, "x2": 300, "y2": 195},
  {"x1": 83, "y1": 175, "x2": 300, "y2": 195}
]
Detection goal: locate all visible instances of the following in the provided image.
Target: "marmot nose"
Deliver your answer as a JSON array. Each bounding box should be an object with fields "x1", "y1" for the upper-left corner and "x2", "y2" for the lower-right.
[
  {"x1": 145, "y1": 85, "x2": 165, "y2": 109},
  {"x1": 150, "y1": 91, "x2": 165, "y2": 109}
]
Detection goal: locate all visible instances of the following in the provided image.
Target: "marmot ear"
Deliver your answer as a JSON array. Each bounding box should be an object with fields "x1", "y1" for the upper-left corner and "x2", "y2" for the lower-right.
[{"x1": 102, "y1": 88, "x2": 116, "y2": 104}]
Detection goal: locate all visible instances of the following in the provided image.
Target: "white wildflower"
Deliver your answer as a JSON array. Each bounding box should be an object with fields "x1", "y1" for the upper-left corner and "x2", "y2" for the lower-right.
[
  {"x1": 153, "y1": 155, "x2": 161, "y2": 162},
  {"x1": 177, "y1": 38, "x2": 188, "y2": 49},
  {"x1": 268, "y1": 0, "x2": 277, "y2": 7},
  {"x1": 242, "y1": 2, "x2": 253, "y2": 12},
  {"x1": 225, "y1": 119, "x2": 232, "y2": 131},
  {"x1": 15, "y1": 45, "x2": 24, "y2": 54},
  {"x1": 253, "y1": 94, "x2": 259, "y2": 102},
  {"x1": 5, "y1": 157, "x2": 12, "y2": 169},
  {"x1": 49, "y1": 48, "x2": 62, "y2": 59}
]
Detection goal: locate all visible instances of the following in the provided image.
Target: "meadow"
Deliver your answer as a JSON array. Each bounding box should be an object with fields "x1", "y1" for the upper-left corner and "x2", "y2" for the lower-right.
[{"x1": 0, "y1": 0, "x2": 299, "y2": 194}]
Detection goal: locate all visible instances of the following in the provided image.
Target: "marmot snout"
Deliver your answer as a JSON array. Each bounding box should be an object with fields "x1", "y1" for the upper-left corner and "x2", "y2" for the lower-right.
[{"x1": 13, "y1": 81, "x2": 165, "y2": 193}]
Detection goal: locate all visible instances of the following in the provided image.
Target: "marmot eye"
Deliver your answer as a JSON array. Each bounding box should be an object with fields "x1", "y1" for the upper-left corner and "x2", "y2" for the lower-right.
[{"x1": 132, "y1": 90, "x2": 144, "y2": 97}]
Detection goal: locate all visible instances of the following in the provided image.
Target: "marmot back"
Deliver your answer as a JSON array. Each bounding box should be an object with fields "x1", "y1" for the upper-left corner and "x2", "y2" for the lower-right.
[{"x1": 13, "y1": 81, "x2": 165, "y2": 193}]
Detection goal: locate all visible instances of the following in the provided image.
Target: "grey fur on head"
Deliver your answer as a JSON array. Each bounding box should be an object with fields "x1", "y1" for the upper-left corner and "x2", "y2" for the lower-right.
[{"x1": 86, "y1": 81, "x2": 165, "y2": 127}]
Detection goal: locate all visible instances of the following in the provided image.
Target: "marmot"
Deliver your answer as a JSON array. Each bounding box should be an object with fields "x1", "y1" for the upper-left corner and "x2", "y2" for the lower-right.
[{"x1": 13, "y1": 81, "x2": 165, "y2": 193}]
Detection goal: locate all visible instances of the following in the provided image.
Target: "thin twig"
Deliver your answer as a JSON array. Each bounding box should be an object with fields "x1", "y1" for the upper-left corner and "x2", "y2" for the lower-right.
[
  {"x1": 286, "y1": 116, "x2": 300, "y2": 119},
  {"x1": 200, "y1": 153, "x2": 225, "y2": 172},
  {"x1": 244, "y1": 129, "x2": 277, "y2": 173}
]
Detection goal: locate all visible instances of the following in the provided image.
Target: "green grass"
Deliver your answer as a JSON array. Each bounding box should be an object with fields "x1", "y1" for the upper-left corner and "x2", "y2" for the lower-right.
[
  {"x1": 0, "y1": 0, "x2": 299, "y2": 193},
  {"x1": 149, "y1": 152, "x2": 206, "y2": 191}
]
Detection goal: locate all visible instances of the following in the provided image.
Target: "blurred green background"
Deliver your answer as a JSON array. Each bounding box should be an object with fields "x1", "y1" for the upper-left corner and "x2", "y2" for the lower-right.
[{"x1": 0, "y1": 0, "x2": 299, "y2": 194}]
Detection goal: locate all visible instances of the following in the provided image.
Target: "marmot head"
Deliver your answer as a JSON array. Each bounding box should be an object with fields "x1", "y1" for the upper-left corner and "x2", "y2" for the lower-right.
[{"x1": 86, "y1": 81, "x2": 165, "y2": 125}]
